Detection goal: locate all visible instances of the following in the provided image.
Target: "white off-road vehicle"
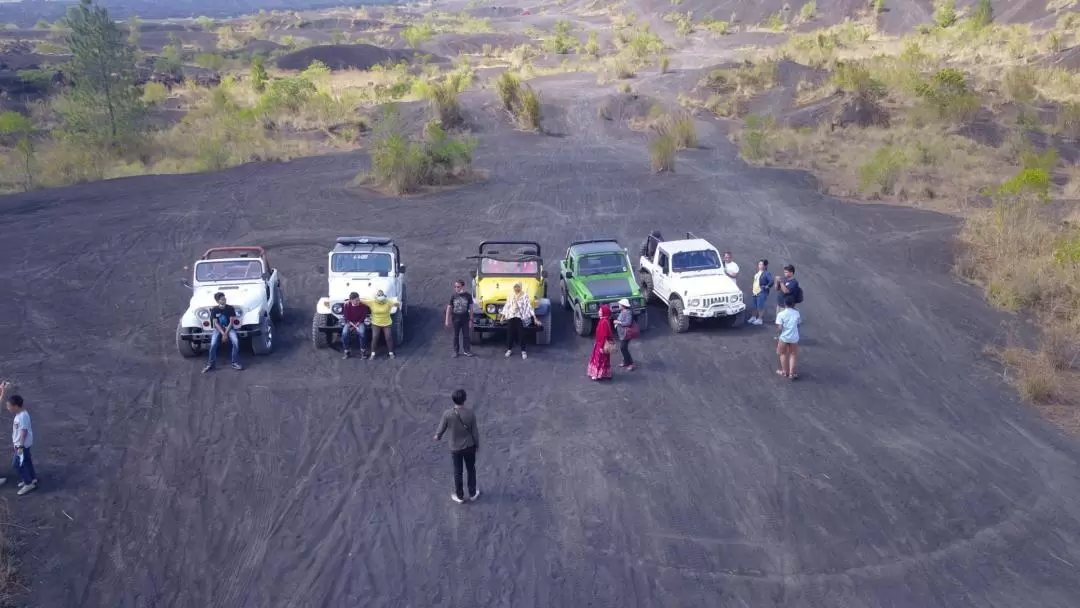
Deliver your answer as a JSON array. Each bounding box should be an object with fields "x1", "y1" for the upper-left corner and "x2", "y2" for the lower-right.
[
  {"x1": 176, "y1": 246, "x2": 285, "y2": 357},
  {"x1": 638, "y1": 232, "x2": 745, "y2": 332},
  {"x1": 311, "y1": 236, "x2": 408, "y2": 348}
]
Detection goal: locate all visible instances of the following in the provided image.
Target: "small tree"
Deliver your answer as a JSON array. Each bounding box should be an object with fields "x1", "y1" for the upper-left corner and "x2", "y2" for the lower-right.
[
  {"x1": 0, "y1": 111, "x2": 36, "y2": 190},
  {"x1": 250, "y1": 55, "x2": 268, "y2": 92},
  {"x1": 970, "y1": 0, "x2": 993, "y2": 29},
  {"x1": 61, "y1": 0, "x2": 144, "y2": 145}
]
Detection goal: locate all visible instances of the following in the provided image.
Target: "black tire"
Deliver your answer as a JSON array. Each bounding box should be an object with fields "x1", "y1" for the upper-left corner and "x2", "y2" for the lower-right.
[
  {"x1": 251, "y1": 318, "x2": 274, "y2": 355},
  {"x1": 393, "y1": 311, "x2": 404, "y2": 346},
  {"x1": 573, "y1": 306, "x2": 595, "y2": 337},
  {"x1": 536, "y1": 312, "x2": 552, "y2": 345},
  {"x1": 470, "y1": 324, "x2": 483, "y2": 344},
  {"x1": 636, "y1": 309, "x2": 649, "y2": 332},
  {"x1": 271, "y1": 285, "x2": 285, "y2": 322},
  {"x1": 641, "y1": 274, "x2": 656, "y2": 304},
  {"x1": 669, "y1": 299, "x2": 690, "y2": 333},
  {"x1": 176, "y1": 322, "x2": 198, "y2": 358},
  {"x1": 312, "y1": 313, "x2": 331, "y2": 349},
  {"x1": 560, "y1": 281, "x2": 571, "y2": 310}
]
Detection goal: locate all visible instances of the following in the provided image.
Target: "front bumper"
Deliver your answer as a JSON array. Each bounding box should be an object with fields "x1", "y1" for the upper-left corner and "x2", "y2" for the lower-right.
[
  {"x1": 471, "y1": 316, "x2": 543, "y2": 332},
  {"x1": 684, "y1": 302, "x2": 746, "y2": 318},
  {"x1": 314, "y1": 314, "x2": 372, "y2": 334},
  {"x1": 181, "y1": 325, "x2": 262, "y2": 343},
  {"x1": 583, "y1": 304, "x2": 647, "y2": 319}
]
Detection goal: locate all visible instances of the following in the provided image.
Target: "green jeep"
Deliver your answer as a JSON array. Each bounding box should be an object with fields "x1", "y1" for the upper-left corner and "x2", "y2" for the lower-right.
[{"x1": 558, "y1": 239, "x2": 649, "y2": 336}]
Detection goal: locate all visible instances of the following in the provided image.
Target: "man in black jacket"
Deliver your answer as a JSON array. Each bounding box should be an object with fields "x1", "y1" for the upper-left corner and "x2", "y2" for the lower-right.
[{"x1": 433, "y1": 388, "x2": 480, "y2": 503}]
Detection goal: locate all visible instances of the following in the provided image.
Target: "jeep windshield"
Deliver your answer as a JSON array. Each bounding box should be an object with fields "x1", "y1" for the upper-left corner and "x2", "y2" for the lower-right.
[
  {"x1": 671, "y1": 250, "x2": 722, "y2": 273},
  {"x1": 480, "y1": 258, "x2": 539, "y2": 275},
  {"x1": 331, "y1": 252, "x2": 393, "y2": 275},
  {"x1": 578, "y1": 253, "x2": 627, "y2": 276},
  {"x1": 196, "y1": 260, "x2": 264, "y2": 282}
]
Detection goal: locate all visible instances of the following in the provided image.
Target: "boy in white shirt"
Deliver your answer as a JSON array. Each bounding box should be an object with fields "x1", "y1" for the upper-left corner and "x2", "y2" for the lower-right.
[
  {"x1": 775, "y1": 295, "x2": 802, "y2": 380},
  {"x1": 0, "y1": 381, "x2": 37, "y2": 495}
]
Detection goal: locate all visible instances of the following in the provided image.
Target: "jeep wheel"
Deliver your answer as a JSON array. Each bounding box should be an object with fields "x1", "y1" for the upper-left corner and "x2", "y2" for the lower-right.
[
  {"x1": 470, "y1": 325, "x2": 483, "y2": 344},
  {"x1": 536, "y1": 312, "x2": 552, "y2": 345},
  {"x1": 560, "y1": 282, "x2": 570, "y2": 310},
  {"x1": 573, "y1": 307, "x2": 594, "y2": 337},
  {"x1": 176, "y1": 322, "x2": 199, "y2": 358},
  {"x1": 271, "y1": 286, "x2": 285, "y2": 322},
  {"x1": 668, "y1": 299, "x2": 690, "y2": 333},
  {"x1": 636, "y1": 309, "x2": 649, "y2": 332},
  {"x1": 641, "y1": 275, "x2": 656, "y2": 304},
  {"x1": 393, "y1": 312, "x2": 404, "y2": 346},
  {"x1": 312, "y1": 313, "x2": 331, "y2": 349},
  {"x1": 252, "y1": 318, "x2": 274, "y2": 355}
]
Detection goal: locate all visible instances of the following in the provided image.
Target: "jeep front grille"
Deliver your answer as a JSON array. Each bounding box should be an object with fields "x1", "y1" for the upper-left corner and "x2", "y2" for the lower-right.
[{"x1": 703, "y1": 296, "x2": 729, "y2": 307}]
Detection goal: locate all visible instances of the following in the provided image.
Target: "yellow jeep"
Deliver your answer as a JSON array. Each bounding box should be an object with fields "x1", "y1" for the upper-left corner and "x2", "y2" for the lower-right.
[{"x1": 468, "y1": 240, "x2": 553, "y2": 346}]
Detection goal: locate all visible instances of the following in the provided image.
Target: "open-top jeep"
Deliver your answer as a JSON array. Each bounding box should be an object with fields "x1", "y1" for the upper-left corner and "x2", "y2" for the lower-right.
[
  {"x1": 176, "y1": 246, "x2": 284, "y2": 357},
  {"x1": 468, "y1": 240, "x2": 552, "y2": 346},
  {"x1": 311, "y1": 236, "x2": 407, "y2": 349},
  {"x1": 638, "y1": 232, "x2": 745, "y2": 332},
  {"x1": 559, "y1": 239, "x2": 648, "y2": 336}
]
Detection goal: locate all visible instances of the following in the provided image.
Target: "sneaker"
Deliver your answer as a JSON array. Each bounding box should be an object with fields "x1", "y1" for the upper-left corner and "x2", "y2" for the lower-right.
[
  {"x1": 521, "y1": 351, "x2": 528, "y2": 359},
  {"x1": 626, "y1": 364, "x2": 636, "y2": 371},
  {"x1": 17, "y1": 482, "x2": 35, "y2": 496},
  {"x1": 231, "y1": 363, "x2": 244, "y2": 370},
  {"x1": 369, "y1": 352, "x2": 377, "y2": 360},
  {"x1": 16, "y1": 482, "x2": 24, "y2": 488},
  {"x1": 0, "y1": 478, "x2": 7, "y2": 488},
  {"x1": 469, "y1": 490, "x2": 481, "y2": 501},
  {"x1": 463, "y1": 351, "x2": 475, "y2": 357},
  {"x1": 451, "y1": 493, "x2": 465, "y2": 504},
  {"x1": 343, "y1": 351, "x2": 351, "y2": 360},
  {"x1": 202, "y1": 364, "x2": 214, "y2": 373},
  {"x1": 504, "y1": 350, "x2": 512, "y2": 358},
  {"x1": 388, "y1": 352, "x2": 396, "y2": 359},
  {"x1": 451, "y1": 352, "x2": 459, "y2": 358}
]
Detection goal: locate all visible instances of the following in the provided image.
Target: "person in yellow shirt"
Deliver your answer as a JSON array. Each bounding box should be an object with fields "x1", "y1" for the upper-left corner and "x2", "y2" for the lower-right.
[
  {"x1": 750, "y1": 258, "x2": 773, "y2": 326},
  {"x1": 364, "y1": 290, "x2": 400, "y2": 359}
]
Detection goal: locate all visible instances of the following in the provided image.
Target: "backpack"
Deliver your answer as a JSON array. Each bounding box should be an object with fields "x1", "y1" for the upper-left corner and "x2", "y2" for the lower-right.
[{"x1": 793, "y1": 285, "x2": 804, "y2": 304}]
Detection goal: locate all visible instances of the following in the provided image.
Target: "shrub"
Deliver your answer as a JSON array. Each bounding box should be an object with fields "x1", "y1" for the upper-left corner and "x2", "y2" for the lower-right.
[
  {"x1": 831, "y1": 61, "x2": 887, "y2": 98},
  {"x1": 516, "y1": 85, "x2": 542, "y2": 131},
  {"x1": 857, "y1": 145, "x2": 909, "y2": 195},
  {"x1": 370, "y1": 132, "x2": 429, "y2": 194},
  {"x1": 649, "y1": 130, "x2": 677, "y2": 172},
  {"x1": 542, "y1": 21, "x2": 576, "y2": 54},
  {"x1": 141, "y1": 81, "x2": 168, "y2": 104},
  {"x1": 659, "y1": 55, "x2": 670, "y2": 73},
  {"x1": 495, "y1": 71, "x2": 520, "y2": 111},
  {"x1": 402, "y1": 23, "x2": 435, "y2": 48},
  {"x1": 739, "y1": 114, "x2": 774, "y2": 160},
  {"x1": 364, "y1": 105, "x2": 477, "y2": 194},
  {"x1": 660, "y1": 113, "x2": 698, "y2": 149},
  {"x1": 423, "y1": 76, "x2": 462, "y2": 128},
  {"x1": 914, "y1": 68, "x2": 980, "y2": 123},
  {"x1": 799, "y1": 1, "x2": 817, "y2": 22},
  {"x1": 261, "y1": 76, "x2": 317, "y2": 113},
  {"x1": 934, "y1": 0, "x2": 957, "y2": 28},
  {"x1": 700, "y1": 17, "x2": 730, "y2": 35},
  {"x1": 1003, "y1": 67, "x2": 1039, "y2": 104},
  {"x1": 584, "y1": 31, "x2": 600, "y2": 56},
  {"x1": 0, "y1": 111, "x2": 35, "y2": 191}
]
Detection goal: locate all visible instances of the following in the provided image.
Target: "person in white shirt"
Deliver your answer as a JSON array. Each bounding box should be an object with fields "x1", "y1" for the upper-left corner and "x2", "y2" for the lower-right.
[
  {"x1": 499, "y1": 282, "x2": 541, "y2": 359},
  {"x1": 774, "y1": 294, "x2": 802, "y2": 380},
  {"x1": 0, "y1": 381, "x2": 37, "y2": 495},
  {"x1": 722, "y1": 251, "x2": 740, "y2": 279}
]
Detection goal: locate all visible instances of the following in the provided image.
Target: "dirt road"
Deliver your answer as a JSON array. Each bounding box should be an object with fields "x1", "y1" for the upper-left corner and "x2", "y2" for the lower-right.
[{"x1": 2, "y1": 89, "x2": 1080, "y2": 607}]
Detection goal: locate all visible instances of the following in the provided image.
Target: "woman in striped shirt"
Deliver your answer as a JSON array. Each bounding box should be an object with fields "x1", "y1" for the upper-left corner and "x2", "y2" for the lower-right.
[{"x1": 499, "y1": 282, "x2": 541, "y2": 359}]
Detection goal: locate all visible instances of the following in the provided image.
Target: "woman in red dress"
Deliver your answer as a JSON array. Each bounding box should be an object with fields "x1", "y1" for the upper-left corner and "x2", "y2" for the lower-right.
[{"x1": 588, "y1": 304, "x2": 615, "y2": 380}]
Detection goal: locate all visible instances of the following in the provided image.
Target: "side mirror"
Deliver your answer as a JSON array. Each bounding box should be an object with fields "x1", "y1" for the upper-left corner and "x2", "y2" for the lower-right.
[
  {"x1": 541, "y1": 269, "x2": 548, "y2": 278},
  {"x1": 181, "y1": 279, "x2": 191, "y2": 289},
  {"x1": 564, "y1": 271, "x2": 573, "y2": 279},
  {"x1": 470, "y1": 269, "x2": 477, "y2": 278},
  {"x1": 316, "y1": 265, "x2": 326, "y2": 274},
  {"x1": 398, "y1": 264, "x2": 407, "y2": 273}
]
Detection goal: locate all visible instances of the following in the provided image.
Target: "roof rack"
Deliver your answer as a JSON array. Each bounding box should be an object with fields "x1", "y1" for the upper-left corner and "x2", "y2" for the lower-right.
[{"x1": 336, "y1": 236, "x2": 393, "y2": 247}]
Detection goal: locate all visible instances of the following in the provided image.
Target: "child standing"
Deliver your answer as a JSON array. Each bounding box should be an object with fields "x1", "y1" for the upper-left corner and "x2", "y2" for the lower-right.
[{"x1": 0, "y1": 381, "x2": 37, "y2": 495}]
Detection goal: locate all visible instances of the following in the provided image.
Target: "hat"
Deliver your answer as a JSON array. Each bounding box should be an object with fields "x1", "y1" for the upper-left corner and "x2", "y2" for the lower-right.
[{"x1": 618, "y1": 298, "x2": 631, "y2": 308}]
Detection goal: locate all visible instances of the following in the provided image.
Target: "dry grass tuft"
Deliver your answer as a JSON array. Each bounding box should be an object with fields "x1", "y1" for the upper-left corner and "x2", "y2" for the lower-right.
[{"x1": 649, "y1": 130, "x2": 677, "y2": 173}]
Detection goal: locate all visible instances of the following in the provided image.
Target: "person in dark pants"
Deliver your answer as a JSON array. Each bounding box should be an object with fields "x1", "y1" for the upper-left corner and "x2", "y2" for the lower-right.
[
  {"x1": 445, "y1": 280, "x2": 476, "y2": 358},
  {"x1": 499, "y1": 282, "x2": 541, "y2": 359},
  {"x1": 0, "y1": 381, "x2": 37, "y2": 495},
  {"x1": 433, "y1": 389, "x2": 480, "y2": 503},
  {"x1": 613, "y1": 298, "x2": 636, "y2": 370}
]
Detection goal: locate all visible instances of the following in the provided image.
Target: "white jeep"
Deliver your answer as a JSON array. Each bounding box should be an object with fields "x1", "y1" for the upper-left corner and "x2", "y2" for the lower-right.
[
  {"x1": 311, "y1": 236, "x2": 408, "y2": 349},
  {"x1": 638, "y1": 232, "x2": 745, "y2": 332},
  {"x1": 176, "y1": 246, "x2": 285, "y2": 357}
]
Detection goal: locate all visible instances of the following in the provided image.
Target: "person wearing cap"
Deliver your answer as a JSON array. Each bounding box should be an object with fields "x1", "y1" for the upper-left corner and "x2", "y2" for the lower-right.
[
  {"x1": 750, "y1": 259, "x2": 773, "y2": 325},
  {"x1": 340, "y1": 291, "x2": 370, "y2": 359},
  {"x1": 613, "y1": 298, "x2": 636, "y2": 370},
  {"x1": 499, "y1": 282, "x2": 540, "y2": 359}
]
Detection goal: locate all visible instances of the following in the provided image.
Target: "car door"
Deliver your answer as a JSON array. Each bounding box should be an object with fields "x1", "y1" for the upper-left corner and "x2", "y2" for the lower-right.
[{"x1": 653, "y1": 251, "x2": 670, "y2": 301}]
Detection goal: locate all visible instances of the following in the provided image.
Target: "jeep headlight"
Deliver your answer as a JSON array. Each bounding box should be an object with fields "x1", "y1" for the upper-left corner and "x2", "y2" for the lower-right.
[
  {"x1": 587, "y1": 303, "x2": 598, "y2": 312},
  {"x1": 734, "y1": 293, "x2": 742, "y2": 302},
  {"x1": 485, "y1": 304, "x2": 498, "y2": 314},
  {"x1": 233, "y1": 307, "x2": 243, "y2": 317},
  {"x1": 196, "y1": 309, "x2": 210, "y2": 320},
  {"x1": 688, "y1": 299, "x2": 701, "y2": 307},
  {"x1": 331, "y1": 303, "x2": 344, "y2": 315}
]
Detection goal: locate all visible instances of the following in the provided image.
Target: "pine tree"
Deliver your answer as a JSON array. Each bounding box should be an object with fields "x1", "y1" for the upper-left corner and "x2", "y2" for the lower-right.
[{"x1": 60, "y1": 0, "x2": 143, "y2": 145}]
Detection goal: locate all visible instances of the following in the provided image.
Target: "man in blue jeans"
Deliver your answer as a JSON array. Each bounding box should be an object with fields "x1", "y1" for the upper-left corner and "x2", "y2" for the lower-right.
[
  {"x1": 203, "y1": 292, "x2": 243, "y2": 373},
  {"x1": 340, "y1": 292, "x2": 370, "y2": 360}
]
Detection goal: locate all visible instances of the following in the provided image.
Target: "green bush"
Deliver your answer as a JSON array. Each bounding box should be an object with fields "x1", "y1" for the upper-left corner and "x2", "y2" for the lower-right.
[
  {"x1": 495, "y1": 71, "x2": 520, "y2": 111},
  {"x1": 370, "y1": 132, "x2": 429, "y2": 194},
  {"x1": 423, "y1": 76, "x2": 462, "y2": 128},
  {"x1": 661, "y1": 113, "x2": 697, "y2": 149},
  {"x1": 402, "y1": 23, "x2": 435, "y2": 48},
  {"x1": 858, "y1": 145, "x2": 909, "y2": 195},
  {"x1": 261, "y1": 76, "x2": 317, "y2": 112},
  {"x1": 649, "y1": 130, "x2": 677, "y2": 172},
  {"x1": 934, "y1": 0, "x2": 957, "y2": 28},
  {"x1": 542, "y1": 21, "x2": 576, "y2": 54},
  {"x1": 141, "y1": 81, "x2": 168, "y2": 104},
  {"x1": 832, "y1": 61, "x2": 887, "y2": 98},
  {"x1": 740, "y1": 114, "x2": 773, "y2": 160},
  {"x1": 914, "y1": 68, "x2": 980, "y2": 123}
]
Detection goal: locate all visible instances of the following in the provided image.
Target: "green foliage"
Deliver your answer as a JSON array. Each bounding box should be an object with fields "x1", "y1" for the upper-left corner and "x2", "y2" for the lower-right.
[
  {"x1": 0, "y1": 111, "x2": 36, "y2": 190},
  {"x1": 700, "y1": 17, "x2": 730, "y2": 35},
  {"x1": 858, "y1": 145, "x2": 909, "y2": 195},
  {"x1": 659, "y1": 113, "x2": 698, "y2": 149},
  {"x1": 799, "y1": 2, "x2": 817, "y2": 21},
  {"x1": 831, "y1": 61, "x2": 887, "y2": 98},
  {"x1": 542, "y1": 20, "x2": 576, "y2": 54},
  {"x1": 970, "y1": 0, "x2": 993, "y2": 29},
  {"x1": 126, "y1": 15, "x2": 140, "y2": 47},
  {"x1": 872, "y1": 0, "x2": 886, "y2": 13},
  {"x1": 422, "y1": 75, "x2": 463, "y2": 128},
  {"x1": 141, "y1": 81, "x2": 168, "y2": 104},
  {"x1": 934, "y1": 0, "x2": 957, "y2": 28},
  {"x1": 659, "y1": 55, "x2": 670, "y2": 73},
  {"x1": 402, "y1": 23, "x2": 434, "y2": 48},
  {"x1": 649, "y1": 130, "x2": 677, "y2": 173},
  {"x1": 1003, "y1": 67, "x2": 1039, "y2": 104},
  {"x1": 516, "y1": 85, "x2": 542, "y2": 131},
  {"x1": 194, "y1": 53, "x2": 225, "y2": 72},
  {"x1": 765, "y1": 12, "x2": 786, "y2": 31},
  {"x1": 584, "y1": 31, "x2": 600, "y2": 57},
  {"x1": 34, "y1": 19, "x2": 50, "y2": 29},
  {"x1": 740, "y1": 114, "x2": 774, "y2": 160},
  {"x1": 495, "y1": 71, "x2": 520, "y2": 111},
  {"x1": 1019, "y1": 147, "x2": 1058, "y2": 174},
  {"x1": 914, "y1": 68, "x2": 980, "y2": 123},
  {"x1": 250, "y1": 55, "x2": 268, "y2": 92},
  {"x1": 260, "y1": 76, "x2": 317, "y2": 113},
  {"x1": 195, "y1": 16, "x2": 214, "y2": 30},
  {"x1": 365, "y1": 105, "x2": 476, "y2": 195},
  {"x1": 61, "y1": 0, "x2": 144, "y2": 145}
]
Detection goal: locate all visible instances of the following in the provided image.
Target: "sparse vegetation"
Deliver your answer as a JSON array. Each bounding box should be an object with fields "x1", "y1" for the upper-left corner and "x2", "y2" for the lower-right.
[
  {"x1": 362, "y1": 105, "x2": 477, "y2": 195},
  {"x1": 494, "y1": 71, "x2": 542, "y2": 131},
  {"x1": 649, "y1": 130, "x2": 677, "y2": 173}
]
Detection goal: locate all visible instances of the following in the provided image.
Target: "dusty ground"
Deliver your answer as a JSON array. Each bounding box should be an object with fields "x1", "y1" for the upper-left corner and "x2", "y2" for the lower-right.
[{"x1": 2, "y1": 69, "x2": 1080, "y2": 606}]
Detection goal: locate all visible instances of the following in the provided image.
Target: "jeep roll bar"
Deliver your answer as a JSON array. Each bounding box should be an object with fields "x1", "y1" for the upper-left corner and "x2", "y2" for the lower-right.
[
  {"x1": 567, "y1": 238, "x2": 621, "y2": 249},
  {"x1": 334, "y1": 236, "x2": 404, "y2": 273},
  {"x1": 478, "y1": 240, "x2": 542, "y2": 257},
  {"x1": 201, "y1": 246, "x2": 267, "y2": 260}
]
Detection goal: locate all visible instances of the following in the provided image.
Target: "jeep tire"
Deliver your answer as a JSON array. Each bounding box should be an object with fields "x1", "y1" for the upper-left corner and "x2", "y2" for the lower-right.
[
  {"x1": 559, "y1": 281, "x2": 571, "y2": 311},
  {"x1": 393, "y1": 311, "x2": 404, "y2": 345},
  {"x1": 312, "y1": 313, "x2": 331, "y2": 348},
  {"x1": 641, "y1": 274, "x2": 656, "y2": 304},
  {"x1": 573, "y1": 306, "x2": 594, "y2": 337},
  {"x1": 271, "y1": 285, "x2": 285, "y2": 322},
  {"x1": 636, "y1": 309, "x2": 649, "y2": 332},
  {"x1": 536, "y1": 312, "x2": 552, "y2": 345},
  {"x1": 252, "y1": 317, "x2": 274, "y2": 355},
  {"x1": 176, "y1": 322, "x2": 199, "y2": 358},
  {"x1": 668, "y1": 298, "x2": 690, "y2": 333}
]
